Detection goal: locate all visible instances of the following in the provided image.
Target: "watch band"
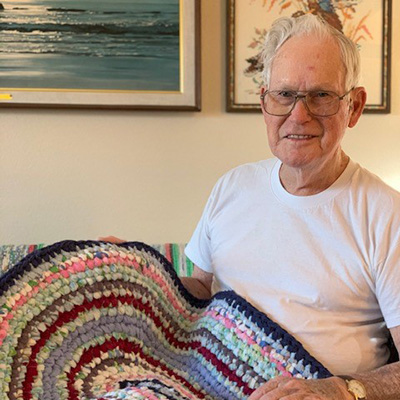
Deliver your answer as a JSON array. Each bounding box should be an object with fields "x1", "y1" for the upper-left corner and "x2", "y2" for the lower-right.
[{"x1": 338, "y1": 375, "x2": 367, "y2": 400}]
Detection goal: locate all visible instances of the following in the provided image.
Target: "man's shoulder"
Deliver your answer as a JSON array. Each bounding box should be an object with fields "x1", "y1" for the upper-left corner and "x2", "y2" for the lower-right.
[
  {"x1": 209, "y1": 158, "x2": 275, "y2": 199},
  {"x1": 353, "y1": 162, "x2": 400, "y2": 205}
]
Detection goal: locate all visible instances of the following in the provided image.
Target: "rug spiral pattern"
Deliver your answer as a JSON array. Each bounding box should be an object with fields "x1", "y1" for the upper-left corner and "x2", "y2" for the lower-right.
[{"x1": 0, "y1": 240, "x2": 331, "y2": 399}]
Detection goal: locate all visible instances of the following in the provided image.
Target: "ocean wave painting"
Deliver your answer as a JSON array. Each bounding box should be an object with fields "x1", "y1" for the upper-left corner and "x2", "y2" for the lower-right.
[{"x1": 0, "y1": 0, "x2": 180, "y2": 91}]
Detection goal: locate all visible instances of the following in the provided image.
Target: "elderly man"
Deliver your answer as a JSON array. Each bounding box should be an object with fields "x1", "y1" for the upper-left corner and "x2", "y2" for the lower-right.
[{"x1": 182, "y1": 14, "x2": 400, "y2": 400}]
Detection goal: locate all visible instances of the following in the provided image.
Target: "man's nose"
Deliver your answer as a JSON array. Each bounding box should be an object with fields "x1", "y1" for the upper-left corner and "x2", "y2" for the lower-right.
[{"x1": 289, "y1": 96, "x2": 313, "y2": 121}]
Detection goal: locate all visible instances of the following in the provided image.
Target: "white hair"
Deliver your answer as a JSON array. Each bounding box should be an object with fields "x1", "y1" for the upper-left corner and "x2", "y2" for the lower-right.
[{"x1": 261, "y1": 14, "x2": 361, "y2": 90}]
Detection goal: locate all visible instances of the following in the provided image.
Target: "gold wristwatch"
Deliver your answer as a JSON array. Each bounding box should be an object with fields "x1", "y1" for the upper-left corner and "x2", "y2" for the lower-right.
[{"x1": 339, "y1": 375, "x2": 367, "y2": 400}]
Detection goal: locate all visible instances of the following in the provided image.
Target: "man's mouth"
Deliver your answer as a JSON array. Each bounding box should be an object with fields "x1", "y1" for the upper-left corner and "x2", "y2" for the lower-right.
[{"x1": 285, "y1": 134, "x2": 316, "y2": 139}]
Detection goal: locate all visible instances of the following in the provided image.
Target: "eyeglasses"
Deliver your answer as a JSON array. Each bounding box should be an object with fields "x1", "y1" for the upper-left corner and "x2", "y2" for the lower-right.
[{"x1": 260, "y1": 88, "x2": 354, "y2": 117}]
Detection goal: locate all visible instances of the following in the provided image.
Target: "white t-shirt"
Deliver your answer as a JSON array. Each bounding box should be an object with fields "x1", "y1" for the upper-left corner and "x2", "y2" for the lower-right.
[{"x1": 185, "y1": 158, "x2": 400, "y2": 375}]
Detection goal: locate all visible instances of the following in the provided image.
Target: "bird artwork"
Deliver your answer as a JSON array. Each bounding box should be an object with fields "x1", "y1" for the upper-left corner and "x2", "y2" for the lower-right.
[
  {"x1": 244, "y1": 0, "x2": 360, "y2": 79},
  {"x1": 292, "y1": 0, "x2": 343, "y2": 32}
]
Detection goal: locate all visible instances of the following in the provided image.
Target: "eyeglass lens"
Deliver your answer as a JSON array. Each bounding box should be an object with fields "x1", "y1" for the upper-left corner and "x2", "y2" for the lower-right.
[{"x1": 263, "y1": 91, "x2": 341, "y2": 117}]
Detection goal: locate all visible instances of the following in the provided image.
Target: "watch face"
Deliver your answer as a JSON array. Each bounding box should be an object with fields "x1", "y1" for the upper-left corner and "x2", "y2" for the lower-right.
[{"x1": 348, "y1": 380, "x2": 367, "y2": 398}]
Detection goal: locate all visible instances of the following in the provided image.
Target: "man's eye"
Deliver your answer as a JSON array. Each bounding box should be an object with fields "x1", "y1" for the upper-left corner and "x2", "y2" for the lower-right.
[
  {"x1": 277, "y1": 91, "x2": 295, "y2": 98},
  {"x1": 312, "y1": 91, "x2": 331, "y2": 98}
]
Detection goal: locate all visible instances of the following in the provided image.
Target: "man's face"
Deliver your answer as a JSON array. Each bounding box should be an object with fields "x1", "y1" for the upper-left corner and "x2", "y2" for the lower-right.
[{"x1": 261, "y1": 34, "x2": 359, "y2": 171}]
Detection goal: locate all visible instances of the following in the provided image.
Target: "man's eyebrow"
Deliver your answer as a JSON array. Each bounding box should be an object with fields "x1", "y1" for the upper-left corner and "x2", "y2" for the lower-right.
[
  {"x1": 269, "y1": 87, "x2": 336, "y2": 93},
  {"x1": 269, "y1": 83, "x2": 339, "y2": 91},
  {"x1": 268, "y1": 86, "x2": 297, "y2": 91}
]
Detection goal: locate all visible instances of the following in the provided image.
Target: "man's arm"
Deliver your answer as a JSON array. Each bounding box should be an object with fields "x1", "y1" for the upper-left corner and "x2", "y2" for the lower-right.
[
  {"x1": 180, "y1": 265, "x2": 213, "y2": 299},
  {"x1": 249, "y1": 326, "x2": 400, "y2": 399},
  {"x1": 349, "y1": 325, "x2": 400, "y2": 400}
]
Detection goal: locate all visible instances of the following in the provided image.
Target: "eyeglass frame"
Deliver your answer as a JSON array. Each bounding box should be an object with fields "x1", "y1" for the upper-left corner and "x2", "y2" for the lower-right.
[{"x1": 260, "y1": 88, "x2": 354, "y2": 117}]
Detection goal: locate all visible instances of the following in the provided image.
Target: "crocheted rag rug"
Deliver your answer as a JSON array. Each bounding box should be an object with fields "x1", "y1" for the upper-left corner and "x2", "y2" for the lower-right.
[{"x1": 0, "y1": 240, "x2": 331, "y2": 400}]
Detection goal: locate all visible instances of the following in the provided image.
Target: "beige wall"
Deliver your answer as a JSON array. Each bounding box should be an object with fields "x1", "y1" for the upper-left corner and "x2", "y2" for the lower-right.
[{"x1": 1, "y1": 0, "x2": 400, "y2": 245}]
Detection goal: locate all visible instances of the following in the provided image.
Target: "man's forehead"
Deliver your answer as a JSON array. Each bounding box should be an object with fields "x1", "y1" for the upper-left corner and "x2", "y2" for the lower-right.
[
  {"x1": 276, "y1": 33, "x2": 340, "y2": 58},
  {"x1": 270, "y1": 34, "x2": 345, "y2": 87}
]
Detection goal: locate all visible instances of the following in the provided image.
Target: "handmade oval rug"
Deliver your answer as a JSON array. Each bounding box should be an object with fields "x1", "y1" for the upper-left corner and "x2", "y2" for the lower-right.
[{"x1": 0, "y1": 240, "x2": 331, "y2": 399}]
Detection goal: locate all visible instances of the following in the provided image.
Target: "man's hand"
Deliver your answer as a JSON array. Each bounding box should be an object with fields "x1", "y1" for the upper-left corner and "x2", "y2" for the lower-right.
[
  {"x1": 98, "y1": 236, "x2": 126, "y2": 244},
  {"x1": 180, "y1": 266, "x2": 213, "y2": 299},
  {"x1": 248, "y1": 376, "x2": 353, "y2": 400}
]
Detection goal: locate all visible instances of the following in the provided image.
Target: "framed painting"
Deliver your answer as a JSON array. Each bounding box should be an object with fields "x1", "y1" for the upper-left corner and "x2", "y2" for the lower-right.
[
  {"x1": 0, "y1": 0, "x2": 201, "y2": 110},
  {"x1": 227, "y1": 0, "x2": 392, "y2": 113}
]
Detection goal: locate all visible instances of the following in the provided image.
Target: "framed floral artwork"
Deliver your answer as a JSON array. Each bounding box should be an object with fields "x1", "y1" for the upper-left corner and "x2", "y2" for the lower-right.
[
  {"x1": 227, "y1": 0, "x2": 391, "y2": 113},
  {"x1": 0, "y1": 0, "x2": 201, "y2": 110}
]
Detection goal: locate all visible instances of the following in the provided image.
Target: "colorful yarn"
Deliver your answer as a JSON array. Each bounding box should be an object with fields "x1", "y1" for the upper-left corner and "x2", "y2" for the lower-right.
[
  {"x1": 0, "y1": 240, "x2": 331, "y2": 399},
  {"x1": 0, "y1": 243, "x2": 193, "y2": 279}
]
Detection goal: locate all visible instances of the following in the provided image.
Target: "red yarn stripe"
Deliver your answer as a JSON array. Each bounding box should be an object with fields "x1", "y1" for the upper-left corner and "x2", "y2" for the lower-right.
[
  {"x1": 197, "y1": 346, "x2": 253, "y2": 396},
  {"x1": 66, "y1": 338, "x2": 206, "y2": 400},
  {"x1": 21, "y1": 293, "x2": 202, "y2": 399}
]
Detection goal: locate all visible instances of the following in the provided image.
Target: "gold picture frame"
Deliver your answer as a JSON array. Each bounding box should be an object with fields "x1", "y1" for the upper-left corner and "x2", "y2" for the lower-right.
[
  {"x1": 0, "y1": 0, "x2": 201, "y2": 110},
  {"x1": 227, "y1": 0, "x2": 391, "y2": 113}
]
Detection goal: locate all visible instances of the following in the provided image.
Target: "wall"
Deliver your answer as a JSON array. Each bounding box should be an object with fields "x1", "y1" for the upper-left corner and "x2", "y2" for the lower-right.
[{"x1": 1, "y1": 0, "x2": 400, "y2": 245}]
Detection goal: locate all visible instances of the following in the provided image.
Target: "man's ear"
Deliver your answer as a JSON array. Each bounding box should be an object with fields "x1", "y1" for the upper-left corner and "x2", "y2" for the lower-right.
[
  {"x1": 260, "y1": 86, "x2": 267, "y2": 114},
  {"x1": 348, "y1": 87, "x2": 367, "y2": 128}
]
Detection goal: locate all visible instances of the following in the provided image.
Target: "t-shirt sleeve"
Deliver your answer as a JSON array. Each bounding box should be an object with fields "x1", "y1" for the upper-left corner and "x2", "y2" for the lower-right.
[
  {"x1": 184, "y1": 187, "x2": 217, "y2": 274},
  {"x1": 185, "y1": 207, "x2": 213, "y2": 272},
  {"x1": 374, "y1": 198, "x2": 400, "y2": 329},
  {"x1": 375, "y1": 243, "x2": 400, "y2": 329}
]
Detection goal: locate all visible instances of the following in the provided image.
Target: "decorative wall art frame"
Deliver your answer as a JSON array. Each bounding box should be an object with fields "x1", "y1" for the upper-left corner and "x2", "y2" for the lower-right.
[
  {"x1": 0, "y1": 0, "x2": 201, "y2": 110},
  {"x1": 227, "y1": 0, "x2": 392, "y2": 113}
]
